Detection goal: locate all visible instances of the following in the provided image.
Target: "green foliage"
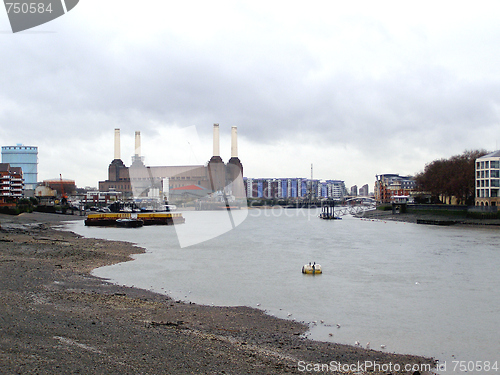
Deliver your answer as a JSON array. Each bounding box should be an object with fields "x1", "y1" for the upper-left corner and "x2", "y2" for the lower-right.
[
  {"x1": 0, "y1": 206, "x2": 20, "y2": 215},
  {"x1": 17, "y1": 198, "x2": 33, "y2": 213},
  {"x1": 34, "y1": 205, "x2": 56, "y2": 213}
]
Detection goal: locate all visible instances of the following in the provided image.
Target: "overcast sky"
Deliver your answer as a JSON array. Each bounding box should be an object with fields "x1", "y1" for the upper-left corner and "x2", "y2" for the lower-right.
[{"x1": 1, "y1": 1, "x2": 500, "y2": 190}]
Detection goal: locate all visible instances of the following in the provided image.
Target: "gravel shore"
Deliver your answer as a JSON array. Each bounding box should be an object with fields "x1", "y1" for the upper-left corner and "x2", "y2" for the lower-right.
[{"x1": 0, "y1": 212, "x2": 435, "y2": 374}]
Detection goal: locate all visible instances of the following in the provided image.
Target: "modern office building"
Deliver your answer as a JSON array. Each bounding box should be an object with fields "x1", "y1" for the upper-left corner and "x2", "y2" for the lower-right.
[
  {"x1": 475, "y1": 150, "x2": 500, "y2": 206},
  {"x1": 359, "y1": 184, "x2": 370, "y2": 196},
  {"x1": 1, "y1": 145, "x2": 38, "y2": 190}
]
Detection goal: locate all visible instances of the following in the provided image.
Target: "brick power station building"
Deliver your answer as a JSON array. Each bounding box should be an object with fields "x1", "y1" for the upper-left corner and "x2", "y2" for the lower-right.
[{"x1": 98, "y1": 125, "x2": 244, "y2": 201}]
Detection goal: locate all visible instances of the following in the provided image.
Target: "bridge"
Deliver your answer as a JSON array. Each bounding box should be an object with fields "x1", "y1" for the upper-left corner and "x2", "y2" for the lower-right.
[
  {"x1": 344, "y1": 197, "x2": 376, "y2": 205},
  {"x1": 333, "y1": 204, "x2": 376, "y2": 217},
  {"x1": 319, "y1": 198, "x2": 377, "y2": 219}
]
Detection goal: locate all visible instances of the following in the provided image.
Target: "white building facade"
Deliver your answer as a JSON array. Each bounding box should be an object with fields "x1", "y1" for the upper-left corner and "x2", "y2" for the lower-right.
[{"x1": 475, "y1": 151, "x2": 500, "y2": 206}]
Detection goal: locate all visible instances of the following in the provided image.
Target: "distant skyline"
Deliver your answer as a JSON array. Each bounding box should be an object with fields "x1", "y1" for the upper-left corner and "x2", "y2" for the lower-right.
[{"x1": 2, "y1": 1, "x2": 500, "y2": 189}]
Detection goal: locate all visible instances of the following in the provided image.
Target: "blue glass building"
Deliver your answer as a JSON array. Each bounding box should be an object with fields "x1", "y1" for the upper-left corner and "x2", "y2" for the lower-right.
[{"x1": 1, "y1": 145, "x2": 38, "y2": 190}]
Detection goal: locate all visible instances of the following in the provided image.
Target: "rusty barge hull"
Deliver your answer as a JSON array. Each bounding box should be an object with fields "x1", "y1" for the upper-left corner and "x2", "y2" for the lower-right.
[{"x1": 85, "y1": 213, "x2": 185, "y2": 226}]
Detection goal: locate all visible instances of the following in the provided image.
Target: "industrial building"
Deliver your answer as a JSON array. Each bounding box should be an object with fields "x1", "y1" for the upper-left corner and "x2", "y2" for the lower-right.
[
  {"x1": 0, "y1": 163, "x2": 23, "y2": 206},
  {"x1": 244, "y1": 177, "x2": 348, "y2": 200},
  {"x1": 98, "y1": 125, "x2": 244, "y2": 203},
  {"x1": 1, "y1": 145, "x2": 38, "y2": 191}
]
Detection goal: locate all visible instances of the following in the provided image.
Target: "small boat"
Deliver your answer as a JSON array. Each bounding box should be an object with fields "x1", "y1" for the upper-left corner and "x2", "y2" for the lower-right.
[
  {"x1": 116, "y1": 218, "x2": 144, "y2": 228},
  {"x1": 302, "y1": 263, "x2": 322, "y2": 275}
]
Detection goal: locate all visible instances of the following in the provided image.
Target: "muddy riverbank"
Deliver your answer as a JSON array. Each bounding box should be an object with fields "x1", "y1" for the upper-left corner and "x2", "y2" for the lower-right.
[{"x1": 0, "y1": 212, "x2": 435, "y2": 374}]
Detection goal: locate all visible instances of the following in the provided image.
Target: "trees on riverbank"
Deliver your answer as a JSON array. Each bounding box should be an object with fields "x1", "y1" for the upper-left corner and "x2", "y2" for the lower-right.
[{"x1": 414, "y1": 150, "x2": 487, "y2": 205}]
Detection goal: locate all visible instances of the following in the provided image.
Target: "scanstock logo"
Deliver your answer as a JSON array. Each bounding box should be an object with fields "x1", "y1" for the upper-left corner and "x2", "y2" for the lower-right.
[{"x1": 4, "y1": 0, "x2": 79, "y2": 33}]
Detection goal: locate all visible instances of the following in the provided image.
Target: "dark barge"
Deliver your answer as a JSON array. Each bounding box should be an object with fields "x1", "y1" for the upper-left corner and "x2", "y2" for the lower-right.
[{"x1": 85, "y1": 213, "x2": 185, "y2": 227}]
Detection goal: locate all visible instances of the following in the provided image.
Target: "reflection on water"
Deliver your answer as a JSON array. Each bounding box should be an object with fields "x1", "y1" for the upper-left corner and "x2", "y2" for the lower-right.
[{"x1": 67, "y1": 208, "x2": 500, "y2": 372}]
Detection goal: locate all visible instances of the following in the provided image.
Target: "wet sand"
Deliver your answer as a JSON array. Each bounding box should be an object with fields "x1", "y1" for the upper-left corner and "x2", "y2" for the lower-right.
[{"x1": 0, "y1": 212, "x2": 435, "y2": 374}]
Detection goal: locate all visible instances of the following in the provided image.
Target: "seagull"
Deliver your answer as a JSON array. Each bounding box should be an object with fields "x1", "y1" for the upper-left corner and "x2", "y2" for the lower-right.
[
  {"x1": 320, "y1": 320, "x2": 324, "y2": 324},
  {"x1": 380, "y1": 344, "x2": 386, "y2": 349},
  {"x1": 287, "y1": 313, "x2": 292, "y2": 317},
  {"x1": 328, "y1": 333, "x2": 333, "y2": 337},
  {"x1": 336, "y1": 324, "x2": 341, "y2": 328},
  {"x1": 354, "y1": 341, "x2": 360, "y2": 347},
  {"x1": 256, "y1": 303, "x2": 260, "y2": 306},
  {"x1": 366, "y1": 342, "x2": 370, "y2": 349}
]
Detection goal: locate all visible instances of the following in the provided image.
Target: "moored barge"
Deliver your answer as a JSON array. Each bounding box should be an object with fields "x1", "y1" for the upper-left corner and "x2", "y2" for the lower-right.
[
  {"x1": 137, "y1": 213, "x2": 186, "y2": 225},
  {"x1": 85, "y1": 213, "x2": 131, "y2": 226},
  {"x1": 85, "y1": 212, "x2": 185, "y2": 226}
]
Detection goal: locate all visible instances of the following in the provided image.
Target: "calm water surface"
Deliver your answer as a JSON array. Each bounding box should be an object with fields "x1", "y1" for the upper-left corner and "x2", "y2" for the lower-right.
[{"x1": 66, "y1": 208, "x2": 500, "y2": 373}]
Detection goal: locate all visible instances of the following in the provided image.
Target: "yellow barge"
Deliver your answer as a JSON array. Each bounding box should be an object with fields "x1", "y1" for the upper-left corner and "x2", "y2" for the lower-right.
[
  {"x1": 137, "y1": 213, "x2": 185, "y2": 225},
  {"x1": 85, "y1": 212, "x2": 185, "y2": 226}
]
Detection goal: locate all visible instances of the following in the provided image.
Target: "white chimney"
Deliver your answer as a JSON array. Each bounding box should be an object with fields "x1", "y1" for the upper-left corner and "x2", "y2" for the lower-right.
[
  {"x1": 114, "y1": 128, "x2": 120, "y2": 160},
  {"x1": 231, "y1": 126, "x2": 238, "y2": 158},
  {"x1": 135, "y1": 131, "x2": 141, "y2": 157},
  {"x1": 213, "y1": 123, "x2": 220, "y2": 157}
]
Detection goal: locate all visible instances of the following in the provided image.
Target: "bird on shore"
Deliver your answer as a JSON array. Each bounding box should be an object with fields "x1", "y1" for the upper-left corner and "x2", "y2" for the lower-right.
[
  {"x1": 328, "y1": 333, "x2": 333, "y2": 337},
  {"x1": 366, "y1": 342, "x2": 370, "y2": 349},
  {"x1": 336, "y1": 324, "x2": 341, "y2": 328},
  {"x1": 380, "y1": 344, "x2": 386, "y2": 349},
  {"x1": 354, "y1": 341, "x2": 360, "y2": 347}
]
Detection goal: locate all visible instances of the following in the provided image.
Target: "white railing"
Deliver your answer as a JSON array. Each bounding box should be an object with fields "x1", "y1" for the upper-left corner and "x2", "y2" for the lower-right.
[{"x1": 333, "y1": 204, "x2": 377, "y2": 217}]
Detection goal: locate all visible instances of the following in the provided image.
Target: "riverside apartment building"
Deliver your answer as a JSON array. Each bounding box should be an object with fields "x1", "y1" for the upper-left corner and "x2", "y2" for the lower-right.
[
  {"x1": 475, "y1": 150, "x2": 500, "y2": 206},
  {"x1": 0, "y1": 163, "x2": 24, "y2": 206}
]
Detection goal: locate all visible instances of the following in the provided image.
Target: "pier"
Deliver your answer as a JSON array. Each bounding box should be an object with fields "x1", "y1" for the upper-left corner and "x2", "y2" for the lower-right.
[{"x1": 319, "y1": 199, "x2": 339, "y2": 220}]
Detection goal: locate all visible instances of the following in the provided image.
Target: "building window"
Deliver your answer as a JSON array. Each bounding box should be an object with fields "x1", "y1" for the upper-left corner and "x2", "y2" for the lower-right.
[
  {"x1": 481, "y1": 171, "x2": 485, "y2": 178},
  {"x1": 486, "y1": 161, "x2": 489, "y2": 168},
  {"x1": 492, "y1": 189, "x2": 499, "y2": 197},
  {"x1": 491, "y1": 160, "x2": 500, "y2": 169},
  {"x1": 481, "y1": 161, "x2": 485, "y2": 169},
  {"x1": 491, "y1": 170, "x2": 499, "y2": 178},
  {"x1": 486, "y1": 170, "x2": 489, "y2": 178},
  {"x1": 491, "y1": 179, "x2": 500, "y2": 187},
  {"x1": 486, "y1": 180, "x2": 490, "y2": 187}
]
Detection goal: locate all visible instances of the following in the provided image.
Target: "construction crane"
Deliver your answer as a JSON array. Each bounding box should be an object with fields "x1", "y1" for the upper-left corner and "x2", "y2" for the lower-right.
[{"x1": 59, "y1": 174, "x2": 68, "y2": 202}]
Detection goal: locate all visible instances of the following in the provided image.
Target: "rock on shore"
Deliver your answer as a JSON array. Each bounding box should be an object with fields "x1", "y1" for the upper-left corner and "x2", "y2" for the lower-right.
[{"x1": 0, "y1": 212, "x2": 435, "y2": 374}]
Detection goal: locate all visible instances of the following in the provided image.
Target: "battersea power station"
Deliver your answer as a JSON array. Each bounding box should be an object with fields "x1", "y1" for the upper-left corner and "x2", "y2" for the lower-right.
[{"x1": 98, "y1": 124, "x2": 244, "y2": 201}]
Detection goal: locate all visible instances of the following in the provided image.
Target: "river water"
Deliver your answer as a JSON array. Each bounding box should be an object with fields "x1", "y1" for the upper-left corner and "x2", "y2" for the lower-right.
[{"x1": 66, "y1": 208, "x2": 500, "y2": 373}]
